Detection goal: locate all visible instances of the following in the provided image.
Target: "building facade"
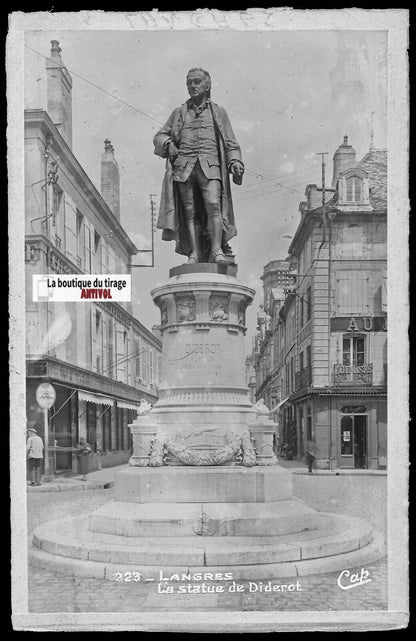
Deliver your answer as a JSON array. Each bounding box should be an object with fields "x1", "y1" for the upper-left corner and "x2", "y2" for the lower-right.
[
  {"x1": 25, "y1": 41, "x2": 161, "y2": 473},
  {"x1": 252, "y1": 137, "x2": 387, "y2": 470}
]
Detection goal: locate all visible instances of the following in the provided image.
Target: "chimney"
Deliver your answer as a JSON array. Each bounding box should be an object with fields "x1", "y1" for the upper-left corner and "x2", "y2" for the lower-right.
[
  {"x1": 46, "y1": 40, "x2": 73, "y2": 148},
  {"x1": 101, "y1": 139, "x2": 120, "y2": 219},
  {"x1": 331, "y1": 135, "x2": 357, "y2": 189}
]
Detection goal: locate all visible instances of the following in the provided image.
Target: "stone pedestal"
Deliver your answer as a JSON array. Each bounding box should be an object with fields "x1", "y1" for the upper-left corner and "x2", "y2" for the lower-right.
[{"x1": 128, "y1": 264, "x2": 278, "y2": 467}]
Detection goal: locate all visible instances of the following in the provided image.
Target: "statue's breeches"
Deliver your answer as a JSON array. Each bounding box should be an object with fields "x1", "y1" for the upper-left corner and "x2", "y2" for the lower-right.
[{"x1": 176, "y1": 161, "x2": 221, "y2": 222}]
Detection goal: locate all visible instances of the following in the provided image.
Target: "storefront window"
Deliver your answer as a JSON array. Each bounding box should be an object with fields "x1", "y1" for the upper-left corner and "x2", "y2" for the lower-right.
[
  {"x1": 103, "y1": 407, "x2": 111, "y2": 451},
  {"x1": 116, "y1": 407, "x2": 123, "y2": 450},
  {"x1": 86, "y1": 402, "x2": 97, "y2": 452}
]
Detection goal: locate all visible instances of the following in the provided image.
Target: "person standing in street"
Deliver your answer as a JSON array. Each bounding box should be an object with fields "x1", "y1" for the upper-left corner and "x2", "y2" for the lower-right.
[
  {"x1": 305, "y1": 439, "x2": 318, "y2": 474},
  {"x1": 26, "y1": 423, "x2": 44, "y2": 486},
  {"x1": 76, "y1": 437, "x2": 92, "y2": 482}
]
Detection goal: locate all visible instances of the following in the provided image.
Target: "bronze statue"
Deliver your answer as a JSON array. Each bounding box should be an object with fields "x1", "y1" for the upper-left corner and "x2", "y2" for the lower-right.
[{"x1": 153, "y1": 68, "x2": 244, "y2": 264}]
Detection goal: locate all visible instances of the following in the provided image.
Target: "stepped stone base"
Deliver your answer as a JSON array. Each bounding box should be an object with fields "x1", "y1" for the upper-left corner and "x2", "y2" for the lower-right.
[
  {"x1": 114, "y1": 466, "x2": 293, "y2": 503},
  {"x1": 30, "y1": 466, "x2": 385, "y2": 579}
]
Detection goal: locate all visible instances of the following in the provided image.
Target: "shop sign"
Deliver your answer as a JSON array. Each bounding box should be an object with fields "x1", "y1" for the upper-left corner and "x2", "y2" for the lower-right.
[
  {"x1": 340, "y1": 405, "x2": 367, "y2": 414},
  {"x1": 35, "y1": 382, "x2": 56, "y2": 409},
  {"x1": 331, "y1": 317, "x2": 387, "y2": 332},
  {"x1": 342, "y1": 430, "x2": 351, "y2": 442}
]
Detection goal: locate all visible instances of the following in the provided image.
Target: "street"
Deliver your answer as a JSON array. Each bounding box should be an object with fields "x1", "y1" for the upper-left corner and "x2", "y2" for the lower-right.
[{"x1": 27, "y1": 472, "x2": 387, "y2": 613}]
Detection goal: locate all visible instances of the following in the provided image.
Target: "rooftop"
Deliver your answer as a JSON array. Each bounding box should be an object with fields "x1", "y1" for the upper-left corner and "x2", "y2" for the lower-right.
[{"x1": 354, "y1": 148, "x2": 387, "y2": 210}]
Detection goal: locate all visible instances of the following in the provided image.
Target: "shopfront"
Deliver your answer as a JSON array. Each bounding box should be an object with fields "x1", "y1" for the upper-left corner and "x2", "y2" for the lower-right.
[
  {"x1": 340, "y1": 408, "x2": 368, "y2": 469},
  {"x1": 26, "y1": 371, "x2": 148, "y2": 474},
  {"x1": 305, "y1": 393, "x2": 387, "y2": 470}
]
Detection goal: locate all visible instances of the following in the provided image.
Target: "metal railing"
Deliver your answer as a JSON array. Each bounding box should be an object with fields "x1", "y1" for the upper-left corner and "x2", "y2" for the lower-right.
[
  {"x1": 333, "y1": 363, "x2": 373, "y2": 385},
  {"x1": 295, "y1": 365, "x2": 312, "y2": 390}
]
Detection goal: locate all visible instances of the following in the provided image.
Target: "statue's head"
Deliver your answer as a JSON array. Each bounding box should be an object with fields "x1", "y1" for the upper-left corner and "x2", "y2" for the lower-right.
[{"x1": 186, "y1": 67, "x2": 211, "y2": 100}]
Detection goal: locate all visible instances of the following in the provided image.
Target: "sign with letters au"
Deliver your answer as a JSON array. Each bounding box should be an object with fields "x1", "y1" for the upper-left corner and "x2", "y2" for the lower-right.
[{"x1": 330, "y1": 317, "x2": 387, "y2": 332}]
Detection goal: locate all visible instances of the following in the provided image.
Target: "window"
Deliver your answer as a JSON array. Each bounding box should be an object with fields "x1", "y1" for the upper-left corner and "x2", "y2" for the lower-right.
[
  {"x1": 157, "y1": 354, "x2": 162, "y2": 386},
  {"x1": 76, "y1": 211, "x2": 84, "y2": 267},
  {"x1": 52, "y1": 186, "x2": 64, "y2": 241},
  {"x1": 306, "y1": 286, "x2": 312, "y2": 322},
  {"x1": 95, "y1": 311, "x2": 102, "y2": 374},
  {"x1": 125, "y1": 333, "x2": 130, "y2": 384},
  {"x1": 116, "y1": 325, "x2": 126, "y2": 382},
  {"x1": 290, "y1": 356, "x2": 294, "y2": 393},
  {"x1": 93, "y1": 231, "x2": 101, "y2": 273},
  {"x1": 141, "y1": 348, "x2": 148, "y2": 383},
  {"x1": 103, "y1": 407, "x2": 111, "y2": 451},
  {"x1": 107, "y1": 320, "x2": 114, "y2": 378},
  {"x1": 306, "y1": 345, "x2": 311, "y2": 369},
  {"x1": 64, "y1": 194, "x2": 77, "y2": 262},
  {"x1": 86, "y1": 403, "x2": 97, "y2": 453},
  {"x1": 343, "y1": 335, "x2": 365, "y2": 367},
  {"x1": 134, "y1": 338, "x2": 141, "y2": 379},
  {"x1": 299, "y1": 296, "x2": 304, "y2": 328},
  {"x1": 299, "y1": 351, "x2": 304, "y2": 372},
  {"x1": 149, "y1": 350, "x2": 154, "y2": 384},
  {"x1": 340, "y1": 415, "x2": 353, "y2": 456},
  {"x1": 346, "y1": 176, "x2": 362, "y2": 202},
  {"x1": 335, "y1": 271, "x2": 370, "y2": 315},
  {"x1": 306, "y1": 406, "x2": 312, "y2": 441},
  {"x1": 100, "y1": 239, "x2": 108, "y2": 273},
  {"x1": 116, "y1": 407, "x2": 123, "y2": 450}
]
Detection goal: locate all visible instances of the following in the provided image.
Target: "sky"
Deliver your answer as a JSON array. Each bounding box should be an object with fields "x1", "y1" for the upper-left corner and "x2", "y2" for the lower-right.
[{"x1": 24, "y1": 28, "x2": 387, "y2": 346}]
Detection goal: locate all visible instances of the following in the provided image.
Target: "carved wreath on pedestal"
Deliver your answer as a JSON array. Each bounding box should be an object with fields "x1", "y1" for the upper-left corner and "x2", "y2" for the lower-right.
[{"x1": 148, "y1": 430, "x2": 256, "y2": 467}]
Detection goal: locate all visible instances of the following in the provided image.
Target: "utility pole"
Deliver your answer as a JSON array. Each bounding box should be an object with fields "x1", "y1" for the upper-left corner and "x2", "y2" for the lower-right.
[
  {"x1": 127, "y1": 194, "x2": 158, "y2": 267},
  {"x1": 317, "y1": 152, "x2": 329, "y2": 242},
  {"x1": 149, "y1": 193, "x2": 157, "y2": 268}
]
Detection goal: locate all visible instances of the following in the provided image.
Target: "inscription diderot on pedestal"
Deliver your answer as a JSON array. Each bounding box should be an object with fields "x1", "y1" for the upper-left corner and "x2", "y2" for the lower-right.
[{"x1": 177, "y1": 341, "x2": 223, "y2": 377}]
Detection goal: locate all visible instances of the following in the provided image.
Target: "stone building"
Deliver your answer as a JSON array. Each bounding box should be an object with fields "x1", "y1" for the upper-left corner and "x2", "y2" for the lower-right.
[
  {"x1": 252, "y1": 136, "x2": 387, "y2": 470},
  {"x1": 25, "y1": 41, "x2": 161, "y2": 473}
]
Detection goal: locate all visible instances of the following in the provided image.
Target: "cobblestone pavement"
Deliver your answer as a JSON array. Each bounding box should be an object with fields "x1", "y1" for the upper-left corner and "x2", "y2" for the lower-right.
[{"x1": 27, "y1": 476, "x2": 388, "y2": 613}]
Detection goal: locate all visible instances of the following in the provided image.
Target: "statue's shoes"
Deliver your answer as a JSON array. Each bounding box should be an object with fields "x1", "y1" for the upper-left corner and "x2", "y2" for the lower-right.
[
  {"x1": 213, "y1": 250, "x2": 227, "y2": 264},
  {"x1": 187, "y1": 253, "x2": 198, "y2": 264}
]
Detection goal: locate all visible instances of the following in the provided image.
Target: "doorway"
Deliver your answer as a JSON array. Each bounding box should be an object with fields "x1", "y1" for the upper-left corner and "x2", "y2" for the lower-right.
[{"x1": 340, "y1": 414, "x2": 368, "y2": 469}]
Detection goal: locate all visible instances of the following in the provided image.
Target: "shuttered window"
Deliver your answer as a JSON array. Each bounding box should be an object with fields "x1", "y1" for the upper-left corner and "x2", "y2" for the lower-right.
[
  {"x1": 134, "y1": 338, "x2": 141, "y2": 379},
  {"x1": 157, "y1": 354, "x2": 162, "y2": 385},
  {"x1": 64, "y1": 194, "x2": 77, "y2": 263},
  {"x1": 107, "y1": 318, "x2": 114, "y2": 378},
  {"x1": 335, "y1": 271, "x2": 370, "y2": 315},
  {"x1": 115, "y1": 325, "x2": 126, "y2": 382},
  {"x1": 381, "y1": 269, "x2": 387, "y2": 313},
  {"x1": 141, "y1": 349, "x2": 148, "y2": 383}
]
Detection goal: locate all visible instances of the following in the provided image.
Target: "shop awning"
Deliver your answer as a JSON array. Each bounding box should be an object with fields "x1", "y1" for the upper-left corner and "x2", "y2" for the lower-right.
[
  {"x1": 117, "y1": 400, "x2": 141, "y2": 411},
  {"x1": 78, "y1": 390, "x2": 114, "y2": 406},
  {"x1": 269, "y1": 396, "x2": 290, "y2": 415}
]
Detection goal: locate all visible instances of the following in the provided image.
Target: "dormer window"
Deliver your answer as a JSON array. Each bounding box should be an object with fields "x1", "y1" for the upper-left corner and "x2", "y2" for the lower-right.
[
  {"x1": 337, "y1": 167, "x2": 372, "y2": 211},
  {"x1": 346, "y1": 176, "x2": 362, "y2": 202}
]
